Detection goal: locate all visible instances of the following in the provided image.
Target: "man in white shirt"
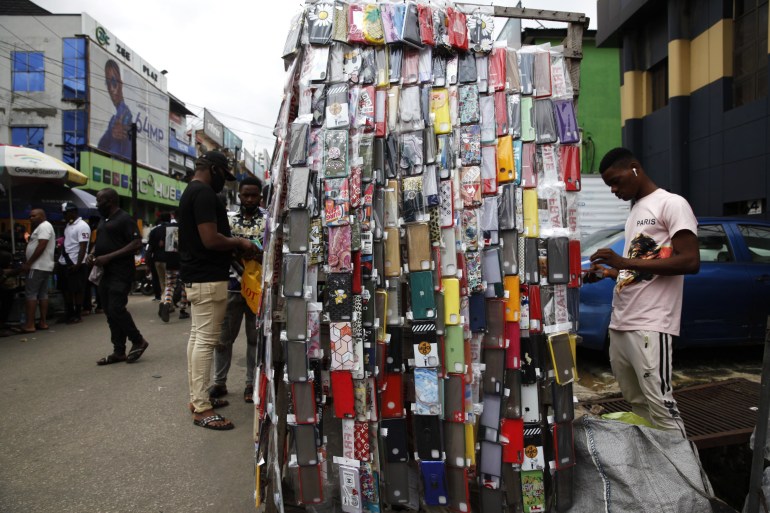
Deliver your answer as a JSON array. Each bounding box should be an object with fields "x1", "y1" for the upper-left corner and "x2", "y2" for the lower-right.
[
  {"x1": 58, "y1": 202, "x2": 91, "y2": 324},
  {"x1": 21, "y1": 209, "x2": 56, "y2": 333}
]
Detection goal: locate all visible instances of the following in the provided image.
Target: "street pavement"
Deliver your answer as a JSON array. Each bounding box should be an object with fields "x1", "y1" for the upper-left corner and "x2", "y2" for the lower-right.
[{"x1": 0, "y1": 294, "x2": 258, "y2": 513}]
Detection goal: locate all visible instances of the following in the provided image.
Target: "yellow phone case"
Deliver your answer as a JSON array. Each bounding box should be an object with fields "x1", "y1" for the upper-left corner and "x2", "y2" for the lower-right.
[
  {"x1": 522, "y1": 188, "x2": 539, "y2": 238},
  {"x1": 503, "y1": 275, "x2": 520, "y2": 322},
  {"x1": 497, "y1": 135, "x2": 514, "y2": 184},
  {"x1": 442, "y1": 278, "x2": 461, "y2": 325},
  {"x1": 431, "y1": 87, "x2": 452, "y2": 135},
  {"x1": 465, "y1": 422, "x2": 476, "y2": 466}
]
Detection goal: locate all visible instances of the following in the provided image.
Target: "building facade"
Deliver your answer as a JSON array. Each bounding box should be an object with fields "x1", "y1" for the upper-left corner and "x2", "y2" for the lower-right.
[
  {"x1": 598, "y1": 0, "x2": 770, "y2": 219},
  {"x1": 0, "y1": 2, "x2": 192, "y2": 223}
]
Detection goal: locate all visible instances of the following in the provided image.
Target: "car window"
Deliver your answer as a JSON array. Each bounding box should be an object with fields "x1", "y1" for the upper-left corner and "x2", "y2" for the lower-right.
[
  {"x1": 738, "y1": 224, "x2": 770, "y2": 263},
  {"x1": 698, "y1": 225, "x2": 733, "y2": 262},
  {"x1": 580, "y1": 228, "x2": 625, "y2": 257}
]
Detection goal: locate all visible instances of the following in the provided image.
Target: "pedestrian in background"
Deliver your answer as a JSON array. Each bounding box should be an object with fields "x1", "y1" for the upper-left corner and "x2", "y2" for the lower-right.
[
  {"x1": 209, "y1": 176, "x2": 265, "y2": 403},
  {"x1": 58, "y1": 202, "x2": 91, "y2": 325},
  {"x1": 159, "y1": 211, "x2": 189, "y2": 322},
  {"x1": 179, "y1": 151, "x2": 255, "y2": 430},
  {"x1": 146, "y1": 212, "x2": 170, "y2": 303},
  {"x1": 88, "y1": 188, "x2": 149, "y2": 365},
  {"x1": 585, "y1": 147, "x2": 700, "y2": 437},
  {"x1": 19, "y1": 208, "x2": 55, "y2": 333}
]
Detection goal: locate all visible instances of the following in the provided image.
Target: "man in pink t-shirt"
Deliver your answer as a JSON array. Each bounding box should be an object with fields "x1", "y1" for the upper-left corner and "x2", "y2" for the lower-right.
[{"x1": 585, "y1": 147, "x2": 700, "y2": 437}]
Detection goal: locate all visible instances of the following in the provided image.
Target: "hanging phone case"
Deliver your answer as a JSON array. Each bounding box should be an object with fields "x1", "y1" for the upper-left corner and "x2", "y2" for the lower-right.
[
  {"x1": 431, "y1": 88, "x2": 452, "y2": 135},
  {"x1": 505, "y1": 47, "x2": 521, "y2": 93},
  {"x1": 286, "y1": 209, "x2": 310, "y2": 253},
  {"x1": 553, "y1": 98, "x2": 579, "y2": 144},
  {"x1": 440, "y1": 228, "x2": 457, "y2": 277},
  {"x1": 444, "y1": 418, "x2": 466, "y2": 467},
  {"x1": 401, "y1": 175, "x2": 425, "y2": 222},
  {"x1": 479, "y1": 441, "x2": 503, "y2": 481},
  {"x1": 497, "y1": 183, "x2": 516, "y2": 231},
  {"x1": 414, "y1": 367, "x2": 441, "y2": 415},
  {"x1": 559, "y1": 144, "x2": 581, "y2": 191},
  {"x1": 289, "y1": 121, "x2": 310, "y2": 167},
  {"x1": 446, "y1": 465, "x2": 470, "y2": 512},
  {"x1": 406, "y1": 223, "x2": 431, "y2": 272},
  {"x1": 461, "y1": 209, "x2": 479, "y2": 251},
  {"x1": 482, "y1": 247, "x2": 504, "y2": 298},
  {"x1": 401, "y1": 48, "x2": 419, "y2": 85},
  {"x1": 410, "y1": 271, "x2": 436, "y2": 320},
  {"x1": 457, "y1": 51, "x2": 476, "y2": 84},
  {"x1": 493, "y1": 91, "x2": 509, "y2": 138},
  {"x1": 307, "y1": 1, "x2": 334, "y2": 43},
  {"x1": 482, "y1": 299, "x2": 505, "y2": 348},
  {"x1": 330, "y1": 321, "x2": 356, "y2": 372},
  {"x1": 381, "y1": 372, "x2": 404, "y2": 418},
  {"x1": 500, "y1": 229, "x2": 518, "y2": 276},
  {"x1": 412, "y1": 321, "x2": 439, "y2": 367},
  {"x1": 568, "y1": 239, "x2": 581, "y2": 288},
  {"x1": 423, "y1": 161, "x2": 439, "y2": 201},
  {"x1": 328, "y1": 225, "x2": 352, "y2": 273},
  {"x1": 298, "y1": 464, "x2": 324, "y2": 505},
  {"x1": 375, "y1": 289, "x2": 387, "y2": 340},
  {"x1": 326, "y1": 273, "x2": 353, "y2": 321},
  {"x1": 433, "y1": 290, "x2": 445, "y2": 335},
  {"x1": 520, "y1": 335, "x2": 541, "y2": 385},
  {"x1": 547, "y1": 237, "x2": 569, "y2": 285},
  {"x1": 522, "y1": 188, "x2": 539, "y2": 237},
  {"x1": 480, "y1": 145, "x2": 497, "y2": 196},
  {"x1": 458, "y1": 84, "x2": 480, "y2": 124},
  {"x1": 331, "y1": 370, "x2": 355, "y2": 418},
  {"x1": 480, "y1": 94, "x2": 496, "y2": 144},
  {"x1": 523, "y1": 237, "x2": 539, "y2": 285},
  {"x1": 420, "y1": 461, "x2": 449, "y2": 506},
  {"x1": 469, "y1": 293, "x2": 486, "y2": 333},
  {"x1": 504, "y1": 320, "x2": 521, "y2": 368},
  {"x1": 287, "y1": 297, "x2": 309, "y2": 342},
  {"x1": 483, "y1": 348, "x2": 506, "y2": 396},
  {"x1": 288, "y1": 167, "x2": 311, "y2": 210},
  {"x1": 460, "y1": 166, "x2": 482, "y2": 208},
  {"x1": 521, "y1": 384, "x2": 540, "y2": 424},
  {"x1": 324, "y1": 129, "x2": 350, "y2": 178},
  {"x1": 528, "y1": 285, "x2": 542, "y2": 333},
  {"x1": 439, "y1": 180, "x2": 454, "y2": 228},
  {"x1": 386, "y1": 283, "x2": 402, "y2": 326},
  {"x1": 380, "y1": 418, "x2": 409, "y2": 462},
  {"x1": 465, "y1": 250, "x2": 482, "y2": 294},
  {"x1": 459, "y1": 125, "x2": 482, "y2": 166},
  {"x1": 518, "y1": 51, "x2": 534, "y2": 95},
  {"x1": 437, "y1": 134, "x2": 453, "y2": 178},
  {"x1": 503, "y1": 370, "x2": 522, "y2": 419},
  {"x1": 552, "y1": 381, "x2": 574, "y2": 423},
  {"x1": 383, "y1": 227, "x2": 401, "y2": 278},
  {"x1": 444, "y1": 324, "x2": 464, "y2": 373},
  {"x1": 503, "y1": 275, "x2": 520, "y2": 322},
  {"x1": 533, "y1": 49, "x2": 552, "y2": 98},
  {"x1": 442, "y1": 278, "x2": 461, "y2": 326},
  {"x1": 414, "y1": 414, "x2": 443, "y2": 460},
  {"x1": 548, "y1": 332, "x2": 575, "y2": 385},
  {"x1": 384, "y1": 180, "x2": 399, "y2": 228},
  {"x1": 496, "y1": 135, "x2": 514, "y2": 184},
  {"x1": 363, "y1": 3, "x2": 385, "y2": 45},
  {"x1": 534, "y1": 99, "x2": 557, "y2": 144},
  {"x1": 292, "y1": 381, "x2": 317, "y2": 425},
  {"x1": 287, "y1": 339, "x2": 309, "y2": 382},
  {"x1": 326, "y1": 83, "x2": 350, "y2": 130},
  {"x1": 520, "y1": 96, "x2": 535, "y2": 142},
  {"x1": 448, "y1": 84, "x2": 459, "y2": 126},
  {"x1": 282, "y1": 253, "x2": 307, "y2": 298},
  {"x1": 500, "y1": 418, "x2": 524, "y2": 464},
  {"x1": 479, "y1": 393, "x2": 502, "y2": 441}
]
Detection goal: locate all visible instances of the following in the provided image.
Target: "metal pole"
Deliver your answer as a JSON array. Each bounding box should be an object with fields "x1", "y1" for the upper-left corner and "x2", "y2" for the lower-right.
[
  {"x1": 747, "y1": 315, "x2": 770, "y2": 513},
  {"x1": 130, "y1": 122, "x2": 138, "y2": 219}
]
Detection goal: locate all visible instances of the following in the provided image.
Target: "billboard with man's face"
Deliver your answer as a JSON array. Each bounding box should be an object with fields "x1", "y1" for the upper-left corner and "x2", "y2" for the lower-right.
[{"x1": 88, "y1": 42, "x2": 170, "y2": 174}]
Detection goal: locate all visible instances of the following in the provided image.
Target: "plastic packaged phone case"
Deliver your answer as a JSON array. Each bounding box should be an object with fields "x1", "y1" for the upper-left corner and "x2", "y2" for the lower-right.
[
  {"x1": 384, "y1": 180, "x2": 399, "y2": 228},
  {"x1": 307, "y1": 1, "x2": 334, "y2": 45},
  {"x1": 480, "y1": 196, "x2": 499, "y2": 241},
  {"x1": 459, "y1": 125, "x2": 482, "y2": 166},
  {"x1": 286, "y1": 209, "x2": 310, "y2": 253},
  {"x1": 288, "y1": 167, "x2": 311, "y2": 210},
  {"x1": 431, "y1": 88, "x2": 452, "y2": 135},
  {"x1": 448, "y1": 85, "x2": 459, "y2": 127},
  {"x1": 534, "y1": 99, "x2": 557, "y2": 144},
  {"x1": 518, "y1": 51, "x2": 534, "y2": 95},
  {"x1": 505, "y1": 48, "x2": 521, "y2": 93},
  {"x1": 282, "y1": 253, "x2": 307, "y2": 298},
  {"x1": 328, "y1": 225, "x2": 352, "y2": 273},
  {"x1": 497, "y1": 183, "x2": 516, "y2": 231},
  {"x1": 417, "y1": 3, "x2": 434, "y2": 45},
  {"x1": 399, "y1": 86, "x2": 425, "y2": 133},
  {"x1": 414, "y1": 367, "x2": 441, "y2": 415},
  {"x1": 447, "y1": 6, "x2": 469, "y2": 50},
  {"x1": 436, "y1": 135, "x2": 453, "y2": 178},
  {"x1": 494, "y1": 91, "x2": 509, "y2": 136},
  {"x1": 402, "y1": 175, "x2": 425, "y2": 222},
  {"x1": 324, "y1": 177, "x2": 350, "y2": 227},
  {"x1": 533, "y1": 48, "x2": 552, "y2": 98},
  {"x1": 386, "y1": 282, "x2": 402, "y2": 326},
  {"x1": 479, "y1": 94, "x2": 496, "y2": 145},
  {"x1": 286, "y1": 339, "x2": 309, "y2": 382},
  {"x1": 289, "y1": 121, "x2": 310, "y2": 167},
  {"x1": 324, "y1": 129, "x2": 349, "y2": 178},
  {"x1": 458, "y1": 51, "x2": 476, "y2": 83},
  {"x1": 520, "y1": 96, "x2": 535, "y2": 142},
  {"x1": 458, "y1": 84, "x2": 480, "y2": 125},
  {"x1": 507, "y1": 93, "x2": 522, "y2": 140},
  {"x1": 523, "y1": 237, "x2": 539, "y2": 284},
  {"x1": 522, "y1": 188, "x2": 539, "y2": 238},
  {"x1": 560, "y1": 144, "x2": 581, "y2": 191},
  {"x1": 423, "y1": 162, "x2": 439, "y2": 203},
  {"x1": 461, "y1": 210, "x2": 479, "y2": 251},
  {"x1": 548, "y1": 237, "x2": 569, "y2": 284},
  {"x1": 468, "y1": 10, "x2": 494, "y2": 54},
  {"x1": 500, "y1": 229, "x2": 519, "y2": 276},
  {"x1": 286, "y1": 297, "x2": 309, "y2": 341},
  {"x1": 399, "y1": 131, "x2": 424, "y2": 176},
  {"x1": 481, "y1": 145, "x2": 497, "y2": 196},
  {"x1": 553, "y1": 99, "x2": 579, "y2": 144},
  {"x1": 460, "y1": 166, "x2": 482, "y2": 208},
  {"x1": 439, "y1": 180, "x2": 454, "y2": 228},
  {"x1": 326, "y1": 83, "x2": 350, "y2": 129}
]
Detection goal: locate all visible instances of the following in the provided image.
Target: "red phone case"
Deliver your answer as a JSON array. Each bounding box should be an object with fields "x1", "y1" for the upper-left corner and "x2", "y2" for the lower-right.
[
  {"x1": 500, "y1": 418, "x2": 524, "y2": 464},
  {"x1": 380, "y1": 372, "x2": 404, "y2": 418},
  {"x1": 529, "y1": 285, "x2": 542, "y2": 333},
  {"x1": 559, "y1": 144, "x2": 581, "y2": 191},
  {"x1": 505, "y1": 321, "x2": 521, "y2": 369},
  {"x1": 457, "y1": 251, "x2": 468, "y2": 296},
  {"x1": 568, "y1": 240, "x2": 582, "y2": 289},
  {"x1": 331, "y1": 371, "x2": 355, "y2": 418},
  {"x1": 352, "y1": 251, "x2": 363, "y2": 294}
]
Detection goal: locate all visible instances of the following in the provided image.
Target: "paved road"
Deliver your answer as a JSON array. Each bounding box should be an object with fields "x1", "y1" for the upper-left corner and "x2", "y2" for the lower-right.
[{"x1": 0, "y1": 295, "x2": 258, "y2": 513}]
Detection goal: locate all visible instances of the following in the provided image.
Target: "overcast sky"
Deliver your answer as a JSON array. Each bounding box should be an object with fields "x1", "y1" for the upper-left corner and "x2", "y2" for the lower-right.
[{"x1": 33, "y1": 0, "x2": 597, "y2": 158}]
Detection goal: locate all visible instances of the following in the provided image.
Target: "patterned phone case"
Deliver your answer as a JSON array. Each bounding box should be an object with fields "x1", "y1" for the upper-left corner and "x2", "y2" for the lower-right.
[
  {"x1": 439, "y1": 180, "x2": 454, "y2": 228},
  {"x1": 459, "y1": 125, "x2": 482, "y2": 166},
  {"x1": 402, "y1": 176, "x2": 425, "y2": 223},
  {"x1": 460, "y1": 166, "x2": 482, "y2": 208},
  {"x1": 328, "y1": 225, "x2": 352, "y2": 273},
  {"x1": 325, "y1": 273, "x2": 353, "y2": 321},
  {"x1": 461, "y1": 210, "x2": 479, "y2": 251},
  {"x1": 324, "y1": 129, "x2": 349, "y2": 178}
]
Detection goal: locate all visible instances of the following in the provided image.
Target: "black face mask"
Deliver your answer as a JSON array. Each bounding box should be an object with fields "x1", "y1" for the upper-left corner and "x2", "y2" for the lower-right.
[
  {"x1": 241, "y1": 204, "x2": 259, "y2": 216},
  {"x1": 210, "y1": 169, "x2": 226, "y2": 193}
]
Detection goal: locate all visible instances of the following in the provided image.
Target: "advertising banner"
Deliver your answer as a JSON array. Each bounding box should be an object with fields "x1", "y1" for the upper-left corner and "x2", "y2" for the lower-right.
[
  {"x1": 88, "y1": 42, "x2": 170, "y2": 174},
  {"x1": 203, "y1": 109, "x2": 224, "y2": 147},
  {"x1": 79, "y1": 151, "x2": 185, "y2": 206},
  {"x1": 224, "y1": 127, "x2": 243, "y2": 158}
]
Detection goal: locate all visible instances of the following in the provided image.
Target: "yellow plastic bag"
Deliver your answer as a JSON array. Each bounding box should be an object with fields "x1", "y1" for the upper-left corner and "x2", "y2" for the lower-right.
[
  {"x1": 601, "y1": 411, "x2": 656, "y2": 428},
  {"x1": 240, "y1": 259, "x2": 263, "y2": 315}
]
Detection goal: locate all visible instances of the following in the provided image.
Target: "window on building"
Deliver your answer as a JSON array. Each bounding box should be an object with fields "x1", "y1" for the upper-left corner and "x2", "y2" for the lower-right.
[
  {"x1": 12, "y1": 52, "x2": 45, "y2": 92},
  {"x1": 649, "y1": 58, "x2": 668, "y2": 112},
  {"x1": 62, "y1": 110, "x2": 87, "y2": 167},
  {"x1": 734, "y1": 0, "x2": 769, "y2": 107},
  {"x1": 62, "y1": 38, "x2": 86, "y2": 100},
  {"x1": 11, "y1": 127, "x2": 45, "y2": 152}
]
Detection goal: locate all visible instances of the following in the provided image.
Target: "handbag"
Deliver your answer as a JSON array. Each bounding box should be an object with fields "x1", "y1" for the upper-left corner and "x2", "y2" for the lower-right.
[
  {"x1": 240, "y1": 259, "x2": 262, "y2": 315},
  {"x1": 88, "y1": 265, "x2": 103, "y2": 285}
]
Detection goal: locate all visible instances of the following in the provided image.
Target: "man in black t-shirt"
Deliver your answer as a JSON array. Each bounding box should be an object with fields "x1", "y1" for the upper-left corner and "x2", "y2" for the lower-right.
[
  {"x1": 179, "y1": 151, "x2": 256, "y2": 431},
  {"x1": 87, "y1": 188, "x2": 149, "y2": 365}
]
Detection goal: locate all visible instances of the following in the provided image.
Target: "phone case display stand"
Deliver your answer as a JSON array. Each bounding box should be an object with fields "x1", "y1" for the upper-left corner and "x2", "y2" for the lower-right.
[{"x1": 255, "y1": 2, "x2": 589, "y2": 512}]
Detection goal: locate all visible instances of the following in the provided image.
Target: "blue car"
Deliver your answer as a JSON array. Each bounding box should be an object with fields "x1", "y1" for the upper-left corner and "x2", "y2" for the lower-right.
[{"x1": 578, "y1": 217, "x2": 770, "y2": 351}]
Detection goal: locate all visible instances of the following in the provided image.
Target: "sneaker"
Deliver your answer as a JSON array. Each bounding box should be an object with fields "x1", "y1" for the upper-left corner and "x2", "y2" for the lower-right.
[
  {"x1": 179, "y1": 310, "x2": 190, "y2": 320},
  {"x1": 159, "y1": 303, "x2": 170, "y2": 323}
]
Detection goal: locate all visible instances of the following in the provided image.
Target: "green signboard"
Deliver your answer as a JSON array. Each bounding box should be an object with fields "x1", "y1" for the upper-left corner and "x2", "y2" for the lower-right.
[{"x1": 78, "y1": 151, "x2": 186, "y2": 206}]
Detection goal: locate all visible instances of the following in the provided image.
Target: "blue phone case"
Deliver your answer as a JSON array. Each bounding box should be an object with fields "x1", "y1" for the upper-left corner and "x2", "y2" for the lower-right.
[
  {"x1": 469, "y1": 293, "x2": 487, "y2": 332},
  {"x1": 420, "y1": 461, "x2": 449, "y2": 506}
]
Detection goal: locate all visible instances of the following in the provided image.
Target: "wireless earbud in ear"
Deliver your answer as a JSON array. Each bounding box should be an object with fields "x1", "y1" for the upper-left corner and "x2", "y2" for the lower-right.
[{"x1": 632, "y1": 168, "x2": 638, "y2": 177}]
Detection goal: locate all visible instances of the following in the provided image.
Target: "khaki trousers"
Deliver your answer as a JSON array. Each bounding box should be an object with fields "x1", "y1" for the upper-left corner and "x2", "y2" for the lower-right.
[
  {"x1": 186, "y1": 281, "x2": 228, "y2": 413},
  {"x1": 609, "y1": 329, "x2": 687, "y2": 437}
]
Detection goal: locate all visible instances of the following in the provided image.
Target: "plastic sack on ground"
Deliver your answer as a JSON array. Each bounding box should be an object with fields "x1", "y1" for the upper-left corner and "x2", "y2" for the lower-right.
[
  {"x1": 567, "y1": 416, "x2": 722, "y2": 513},
  {"x1": 601, "y1": 411, "x2": 655, "y2": 428}
]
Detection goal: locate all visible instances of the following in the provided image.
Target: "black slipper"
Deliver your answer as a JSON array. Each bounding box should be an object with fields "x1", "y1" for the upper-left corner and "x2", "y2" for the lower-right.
[
  {"x1": 193, "y1": 414, "x2": 234, "y2": 430},
  {"x1": 97, "y1": 354, "x2": 127, "y2": 365},
  {"x1": 126, "y1": 340, "x2": 149, "y2": 363}
]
